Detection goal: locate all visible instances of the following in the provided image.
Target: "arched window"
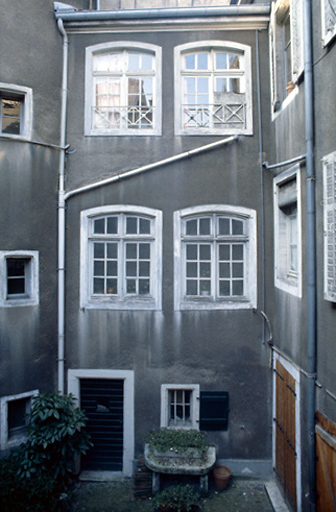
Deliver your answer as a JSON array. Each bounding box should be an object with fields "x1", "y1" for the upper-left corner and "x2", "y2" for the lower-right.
[
  {"x1": 174, "y1": 205, "x2": 257, "y2": 310},
  {"x1": 81, "y1": 205, "x2": 162, "y2": 310},
  {"x1": 85, "y1": 42, "x2": 162, "y2": 136},
  {"x1": 174, "y1": 42, "x2": 252, "y2": 135}
]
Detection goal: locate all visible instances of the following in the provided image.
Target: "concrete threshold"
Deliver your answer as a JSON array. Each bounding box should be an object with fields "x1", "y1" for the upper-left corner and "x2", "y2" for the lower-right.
[
  {"x1": 265, "y1": 480, "x2": 291, "y2": 512},
  {"x1": 79, "y1": 471, "x2": 125, "y2": 482}
]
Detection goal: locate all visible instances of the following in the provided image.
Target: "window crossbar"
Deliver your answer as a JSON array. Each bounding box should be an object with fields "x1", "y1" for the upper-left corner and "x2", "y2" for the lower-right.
[
  {"x1": 92, "y1": 105, "x2": 154, "y2": 130},
  {"x1": 183, "y1": 102, "x2": 246, "y2": 129}
]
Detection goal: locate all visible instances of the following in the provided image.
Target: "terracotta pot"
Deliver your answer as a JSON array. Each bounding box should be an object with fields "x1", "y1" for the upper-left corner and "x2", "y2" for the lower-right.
[{"x1": 212, "y1": 465, "x2": 232, "y2": 491}]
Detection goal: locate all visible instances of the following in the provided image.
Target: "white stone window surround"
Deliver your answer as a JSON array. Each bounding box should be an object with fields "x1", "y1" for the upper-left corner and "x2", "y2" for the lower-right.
[
  {"x1": 0, "y1": 82, "x2": 33, "y2": 140},
  {"x1": 174, "y1": 205, "x2": 257, "y2": 311},
  {"x1": 273, "y1": 165, "x2": 302, "y2": 298},
  {"x1": 80, "y1": 205, "x2": 162, "y2": 310},
  {"x1": 0, "y1": 390, "x2": 39, "y2": 451},
  {"x1": 322, "y1": 150, "x2": 336, "y2": 302},
  {"x1": 174, "y1": 41, "x2": 253, "y2": 136},
  {"x1": 85, "y1": 41, "x2": 162, "y2": 136},
  {"x1": 68, "y1": 369, "x2": 134, "y2": 477},
  {"x1": 321, "y1": 0, "x2": 336, "y2": 46},
  {"x1": 160, "y1": 384, "x2": 200, "y2": 430},
  {"x1": 0, "y1": 250, "x2": 39, "y2": 307}
]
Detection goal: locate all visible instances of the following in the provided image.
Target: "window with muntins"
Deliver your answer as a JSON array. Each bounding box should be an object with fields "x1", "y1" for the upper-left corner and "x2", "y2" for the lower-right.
[
  {"x1": 161, "y1": 384, "x2": 200, "y2": 429},
  {"x1": 85, "y1": 42, "x2": 161, "y2": 136},
  {"x1": 175, "y1": 42, "x2": 252, "y2": 135},
  {"x1": 174, "y1": 206, "x2": 257, "y2": 310},
  {"x1": 269, "y1": 0, "x2": 304, "y2": 112},
  {"x1": 0, "y1": 83, "x2": 32, "y2": 139},
  {"x1": 274, "y1": 166, "x2": 302, "y2": 297},
  {"x1": 323, "y1": 151, "x2": 336, "y2": 302},
  {"x1": 81, "y1": 206, "x2": 162, "y2": 310},
  {"x1": 322, "y1": 0, "x2": 336, "y2": 46},
  {"x1": 0, "y1": 251, "x2": 39, "y2": 307}
]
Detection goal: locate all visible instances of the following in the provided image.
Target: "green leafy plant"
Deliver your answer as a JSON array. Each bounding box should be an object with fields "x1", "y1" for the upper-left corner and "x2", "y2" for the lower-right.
[
  {"x1": 146, "y1": 428, "x2": 209, "y2": 455},
  {"x1": 152, "y1": 484, "x2": 202, "y2": 512},
  {"x1": 0, "y1": 392, "x2": 92, "y2": 512}
]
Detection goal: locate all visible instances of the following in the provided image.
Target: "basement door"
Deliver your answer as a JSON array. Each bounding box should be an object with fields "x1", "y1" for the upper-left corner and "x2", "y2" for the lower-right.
[
  {"x1": 315, "y1": 412, "x2": 336, "y2": 512},
  {"x1": 273, "y1": 355, "x2": 301, "y2": 511},
  {"x1": 80, "y1": 378, "x2": 124, "y2": 471}
]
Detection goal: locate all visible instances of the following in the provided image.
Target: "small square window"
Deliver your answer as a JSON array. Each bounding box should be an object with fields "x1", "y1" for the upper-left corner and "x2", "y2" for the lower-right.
[
  {"x1": 0, "y1": 251, "x2": 39, "y2": 307},
  {"x1": 0, "y1": 83, "x2": 32, "y2": 139},
  {"x1": 161, "y1": 384, "x2": 199, "y2": 429},
  {"x1": 0, "y1": 390, "x2": 39, "y2": 450}
]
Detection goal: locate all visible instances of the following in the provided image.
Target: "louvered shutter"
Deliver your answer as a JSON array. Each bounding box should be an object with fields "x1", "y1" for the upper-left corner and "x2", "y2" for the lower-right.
[
  {"x1": 200, "y1": 391, "x2": 229, "y2": 431},
  {"x1": 322, "y1": 0, "x2": 336, "y2": 46},
  {"x1": 291, "y1": 0, "x2": 304, "y2": 83},
  {"x1": 323, "y1": 153, "x2": 336, "y2": 302}
]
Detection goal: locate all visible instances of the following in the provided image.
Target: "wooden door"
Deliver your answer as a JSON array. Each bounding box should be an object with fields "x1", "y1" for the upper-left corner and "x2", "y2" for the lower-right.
[
  {"x1": 80, "y1": 378, "x2": 124, "y2": 471},
  {"x1": 316, "y1": 412, "x2": 336, "y2": 512},
  {"x1": 274, "y1": 359, "x2": 297, "y2": 510}
]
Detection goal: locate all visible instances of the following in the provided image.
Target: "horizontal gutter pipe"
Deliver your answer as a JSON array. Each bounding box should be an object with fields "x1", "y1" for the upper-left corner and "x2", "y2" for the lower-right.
[
  {"x1": 64, "y1": 135, "x2": 238, "y2": 201},
  {"x1": 263, "y1": 154, "x2": 306, "y2": 171},
  {"x1": 0, "y1": 136, "x2": 70, "y2": 151},
  {"x1": 54, "y1": 5, "x2": 270, "y2": 22}
]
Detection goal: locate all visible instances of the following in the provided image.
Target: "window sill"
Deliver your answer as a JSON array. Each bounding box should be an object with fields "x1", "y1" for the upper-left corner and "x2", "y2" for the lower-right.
[
  {"x1": 1, "y1": 298, "x2": 38, "y2": 307},
  {"x1": 81, "y1": 296, "x2": 160, "y2": 311},
  {"x1": 178, "y1": 298, "x2": 254, "y2": 311},
  {"x1": 0, "y1": 133, "x2": 31, "y2": 142}
]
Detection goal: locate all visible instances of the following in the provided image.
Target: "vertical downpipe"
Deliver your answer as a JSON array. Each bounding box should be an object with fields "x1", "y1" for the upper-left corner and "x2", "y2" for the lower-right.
[
  {"x1": 303, "y1": 0, "x2": 316, "y2": 510},
  {"x1": 57, "y1": 19, "x2": 68, "y2": 394}
]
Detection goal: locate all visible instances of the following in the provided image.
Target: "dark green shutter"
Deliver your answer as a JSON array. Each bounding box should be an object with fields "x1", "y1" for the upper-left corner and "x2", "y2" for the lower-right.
[{"x1": 200, "y1": 391, "x2": 229, "y2": 431}]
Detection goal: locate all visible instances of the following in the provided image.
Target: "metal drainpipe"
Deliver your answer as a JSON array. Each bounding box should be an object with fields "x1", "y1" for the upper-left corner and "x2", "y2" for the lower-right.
[
  {"x1": 303, "y1": 0, "x2": 317, "y2": 509},
  {"x1": 56, "y1": 18, "x2": 68, "y2": 395}
]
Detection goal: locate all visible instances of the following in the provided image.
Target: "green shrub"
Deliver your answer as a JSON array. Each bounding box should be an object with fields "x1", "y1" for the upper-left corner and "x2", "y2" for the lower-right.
[
  {"x1": 146, "y1": 428, "x2": 209, "y2": 455},
  {"x1": 0, "y1": 392, "x2": 92, "y2": 512},
  {"x1": 152, "y1": 484, "x2": 202, "y2": 511}
]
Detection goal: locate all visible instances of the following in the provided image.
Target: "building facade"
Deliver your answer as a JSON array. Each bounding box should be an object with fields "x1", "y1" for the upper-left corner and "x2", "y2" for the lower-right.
[{"x1": 0, "y1": 1, "x2": 335, "y2": 511}]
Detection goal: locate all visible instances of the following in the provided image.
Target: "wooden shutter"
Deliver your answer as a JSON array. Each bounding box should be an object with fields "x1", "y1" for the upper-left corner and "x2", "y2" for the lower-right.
[
  {"x1": 315, "y1": 412, "x2": 336, "y2": 512},
  {"x1": 291, "y1": 0, "x2": 304, "y2": 83},
  {"x1": 200, "y1": 391, "x2": 229, "y2": 431},
  {"x1": 323, "y1": 152, "x2": 336, "y2": 302}
]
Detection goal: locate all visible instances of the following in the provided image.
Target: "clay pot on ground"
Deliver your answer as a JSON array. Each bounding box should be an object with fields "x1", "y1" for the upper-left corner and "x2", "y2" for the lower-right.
[{"x1": 212, "y1": 464, "x2": 232, "y2": 491}]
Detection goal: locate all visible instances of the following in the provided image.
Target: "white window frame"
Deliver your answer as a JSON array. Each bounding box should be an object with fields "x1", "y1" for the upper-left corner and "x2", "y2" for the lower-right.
[
  {"x1": 0, "y1": 251, "x2": 39, "y2": 307},
  {"x1": 80, "y1": 205, "x2": 162, "y2": 310},
  {"x1": 0, "y1": 390, "x2": 39, "y2": 450},
  {"x1": 273, "y1": 165, "x2": 302, "y2": 297},
  {"x1": 174, "y1": 205, "x2": 257, "y2": 311},
  {"x1": 321, "y1": 0, "x2": 336, "y2": 46},
  {"x1": 0, "y1": 82, "x2": 32, "y2": 140},
  {"x1": 160, "y1": 384, "x2": 200, "y2": 430},
  {"x1": 68, "y1": 369, "x2": 134, "y2": 477},
  {"x1": 85, "y1": 41, "x2": 162, "y2": 136},
  {"x1": 269, "y1": 0, "x2": 303, "y2": 114},
  {"x1": 323, "y1": 151, "x2": 336, "y2": 302},
  {"x1": 174, "y1": 41, "x2": 252, "y2": 136}
]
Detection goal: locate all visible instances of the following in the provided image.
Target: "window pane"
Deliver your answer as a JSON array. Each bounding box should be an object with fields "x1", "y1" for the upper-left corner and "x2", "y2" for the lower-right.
[
  {"x1": 94, "y1": 242, "x2": 104, "y2": 259},
  {"x1": 232, "y1": 219, "x2": 244, "y2": 235},
  {"x1": 2, "y1": 117, "x2": 21, "y2": 134},
  {"x1": 7, "y1": 259, "x2": 25, "y2": 277},
  {"x1": 187, "y1": 262, "x2": 197, "y2": 277},
  {"x1": 216, "y1": 52, "x2": 227, "y2": 69},
  {"x1": 93, "y1": 52, "x2": 122, "y2": 72},
  {"x1": 126, "y1": 217, "x2": 137, "y2": 234},
  {"x1": 8, "y1": 278, "x2": 25, "y2": 295},
  {"x1": 107, "y1": 261, "x2": 117, "y2": 276},
  {"x1": 186, "y1": 244, "x2": 197, "y2": 260},
  {"x1": 186, "y1": 219, "x2": 197, "y2": 235},
  {"x1": 94, "y1": 278, "x2": 104, "y2": 294},
  {"x1": 8, "y1": 398, "x2": 28, "y2": 437},
  {"x1": 128, "y1": 52, "x2": 140, "y2": 70},
  {"x1": 200, "y1": 262, "x2": 211, "y2": 277},
  {"x1": 197, "y1": 53, "x2": 208, "y2": 69},
  {"x1": 139, "y1": 243, "x2": 150, "y2": 259},
  {"x1": 219, "y1": 262, "x2": 230, "y2": 278},
  {"x1": 140, "y1": 218, "x2": 150, "y2": 234},
  {"x1": 185, "y1": 54, "x2": 195, "y2": 69},
  {"x1": 229, "y1": 53, "x2": 240, "y2": 70},
  {"x1": 232, "y1": 280, "x2": 244, "y2": 296},
  {"x1": 139, "y1": 279, "x2": 150, "y2": 294},
  {"x1": 94, "y1": 261, "x2": 104, "y2": 276},
  {"x1": 126, "y1": 243, "x2": 137, "y2": 259},
  {"x1": 218, "y1": 218, "x2": 230, "y2": 235},
  {"x1": 126, "y1": 261, "x2": 137, "y2": 277},
  {"x1": 94, "y1": 218, "x2": 105, "y2": 234},
  {"x1": 139, "y1": 261, "x2": 150, "y2": 276},
  {"x1": 107, "y1": 216, "x2": 118, "y2": 234},
  {"x1": 219, "y1": 280, "x2": 230, "y2": 296},
  {"x1": 200, "y1": 244, "x2": 211, "y2": 260},
  {"x1": 106, "y1": 278, "x2": 117, "y2": 294},
  {"x1": 233, "y1": 262, "x2": 244, "y2": 278},
  {"x1": 198, "y1": 77, "x2": 209, "y2": 94},
  {"x1": 219, "y1": 244, "x2": 230, "y2": 260},
  {"x1": 199, "y1": 217, "x2": 211, "y2": 235},
  {"x1": 7, "y1": 259, "x2": 26, "y2": 295},
  {"x1": 232, "y1": 244, "x2": 243, "y2": 260},
  {"x1": 126, "y1": 279, "x2": 136, "y2": 293},
  {"x1": 187, "y1": 280, "x2": 197, "y2": 295},
  {"x1": 200, "y1": 280, "x2": 211, "y2": 294},
  {"x1": 107, "y1": 242, "x2": 118, "y2": 259},
  {"x1": 141, "y1": 53, "x2": 153, "y2": 71}
]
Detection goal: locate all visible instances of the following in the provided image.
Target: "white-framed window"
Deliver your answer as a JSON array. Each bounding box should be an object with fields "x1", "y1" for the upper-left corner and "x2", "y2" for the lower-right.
[
  {"x1": 174, "y1": 205, "x2": 257, "y2": 310},
  {"x1": 274, "y1": 166, "x2": 302, "y2": 297},
  {"x1": 269, "y1": 0, "x2": 304, "y2": 112},
  {"x1": 323, "y1": 151, "x2": 336, "y2": 302},
  {"x1": 174, "y1": 41, "x2": 252, "y2": 136},
  {"x1": 80, "y1": 205, "x2": 162, "y2": 310},
  {"x1": 0, "y1": 83, "x2": 32, "y2": 139},
  {"x1": 0, "y1": 390, "x2": 39, "y2": 450},
  {"x1": 161, "y1": 384, "x2": 200, "y2": 429},
  {"x1": 322, "y1": 0, "x2": 336, "y2": 46},
  {"x1": 85, "y1": 42, "x2": 162, "y2": 136},
  {"x1": 0, "y1": 251, "x2": 39, "y2": 307}
]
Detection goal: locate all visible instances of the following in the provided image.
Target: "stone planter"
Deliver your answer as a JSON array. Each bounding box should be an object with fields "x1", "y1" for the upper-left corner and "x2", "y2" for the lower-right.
[{"x1": 144, "y1": 443, "x2": 216, "y2": 475}]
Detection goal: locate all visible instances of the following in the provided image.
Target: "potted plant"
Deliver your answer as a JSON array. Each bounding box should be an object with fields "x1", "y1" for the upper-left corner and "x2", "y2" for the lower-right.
[{"x1": 152, "y1": 484, "x2": 202, "y2": 512}]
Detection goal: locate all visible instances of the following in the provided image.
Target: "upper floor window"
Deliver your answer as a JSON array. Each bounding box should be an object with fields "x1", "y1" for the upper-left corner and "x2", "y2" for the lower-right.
[
  {"x1": 85, "y1": 42, "x2": 162, "y2": 136},
  {"x1": 322, "y1": 0, "x2": 336, "y2": 46},
  {"x1": 270, "y1": 0, "x2": 304, "y2": 112},
  {"x1": 273, "y1": 166, "x2": 302, "y2": 297},
  {"x1": 80, "y1": 205, "x2": 162, "y2": 310},
  {"x1": 0, "y1": 83, "x2": 32, "y2": 139},
  {"x1": 174, "y1": 41, "x2": 252, "y2": 136},
  {"x1": 323, "y1": 151, "x2": 336, "y2": 302},
  {"x1": 174, "y1": 205, "x2": 257, "y2": 310},
  {"x1": 0, "y1": 251, "x2": 39, "y2": 307}
]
